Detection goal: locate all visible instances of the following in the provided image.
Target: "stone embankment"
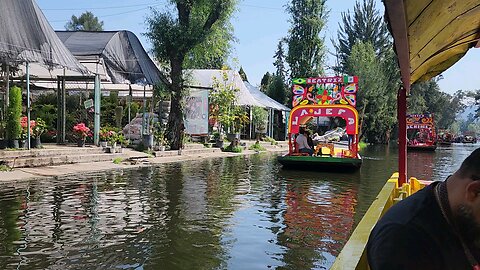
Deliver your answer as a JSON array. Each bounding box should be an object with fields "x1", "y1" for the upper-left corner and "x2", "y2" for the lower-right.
[{"x1": 0, "y1": 141, "x2": 288, "y2": 182}]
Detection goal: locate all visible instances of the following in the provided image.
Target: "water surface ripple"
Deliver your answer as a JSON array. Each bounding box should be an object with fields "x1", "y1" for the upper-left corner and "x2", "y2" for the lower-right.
[{"x1": 0, "y1": 144, "x2": 476, "y2": 269}]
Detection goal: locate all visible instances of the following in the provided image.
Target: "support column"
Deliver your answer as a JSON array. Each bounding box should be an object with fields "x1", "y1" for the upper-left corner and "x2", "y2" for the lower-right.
[
  {"x1": 94, "y1": 74, "x2": 101, "y2": 145},
  {"x1": 26, "y1": 63, "x2": 31, "y2": 150},
  {"x1": 398, "y1": 86, "x2": 407, "y2": 185},
  {"x1": 141, "y1": 84, "x2": 146, "y2": 136},
  {"x1": 5, "y1": 65, "x2": 9, "y2": 109}
]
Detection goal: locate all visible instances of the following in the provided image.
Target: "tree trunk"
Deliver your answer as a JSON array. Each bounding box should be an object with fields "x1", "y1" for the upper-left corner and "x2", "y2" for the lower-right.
[{"x1": 166, "y1": 56, "x2": 185, "y2": 150}]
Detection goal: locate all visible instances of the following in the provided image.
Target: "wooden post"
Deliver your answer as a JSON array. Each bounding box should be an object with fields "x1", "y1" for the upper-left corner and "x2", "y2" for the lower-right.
[{"x1": 398, "y1": 86, "x2": 407, "y2": 185}]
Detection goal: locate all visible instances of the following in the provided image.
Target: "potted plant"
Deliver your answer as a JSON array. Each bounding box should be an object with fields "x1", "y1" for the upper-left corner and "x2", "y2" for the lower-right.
[
  {"x1": 227, "y1": 107, "x2": 249, "y2": 141},
  {"x1": 153, "y1": 122, "x2": 168, "y2": 151},
  {"x1": 31, "y1": 118, "x2": 46, "y2": 148},
  {"x1": 6, "y1": 86, "x2": 22, "y2": 148},
  {"x1": 213, "y1": 131, "x2": 224, "y2": 148},
  {"x1": 142, "y1": 113, "x2": 154, "y2": 150},
  {"x1": 73, "y1": 123, "x2": 90, "y2": 147},
  {"x1": 99, "y1": 127, "x2": 111, "y2": 148},
  {"x1": 252, "y1": 106, "x2": 268, "y2": 140},
  {"x1": 20, "y1": 116, "x2": 35, "y2": 149}
]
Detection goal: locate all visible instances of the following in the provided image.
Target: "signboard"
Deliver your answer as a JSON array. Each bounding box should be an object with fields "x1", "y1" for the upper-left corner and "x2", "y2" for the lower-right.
[
  {"x1": 406, "y1": 114, "x2": 434, "y2": 129},
  {"x1": 84, "y1": 99, "x2": 94, "y2": 109},
  {"x1": 291, "y1": 76, "x2": 358, "y2": 108},
  {"x1": 288, "y1": 105, "x2": 358, "y2": 135},
  {"x1": 185, "y1": 90, "x2": 209, "y2": 135}
]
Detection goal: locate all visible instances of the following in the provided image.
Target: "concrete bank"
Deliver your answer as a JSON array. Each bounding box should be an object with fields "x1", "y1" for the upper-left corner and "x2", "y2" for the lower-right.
[{"x1": 0, "y1": 147, "x2": 288, "y2": 183}]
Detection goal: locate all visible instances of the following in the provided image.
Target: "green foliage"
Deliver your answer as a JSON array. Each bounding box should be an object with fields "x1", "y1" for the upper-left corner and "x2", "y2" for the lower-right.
[
  {"x1": 238, "y1": 67, "x2": 248, "y2": 82},
  {"x1": 267, "y1": 75, "x2": 287, "y2": 105},
  {"x1": 146, "y1": 0, "x2": 237, "y2": 150},
  {"x1": 252, "y1": 106, "x2": 268, "y2": 132},
  {"x1": 260, "y1": 72, "x2": 272, "y2": 93},
  {"x1": 184, "y1": 22, "x2": 236, "y2": 69},
  {"x1": 0, "y1": 164, "x2": 11, "y2": 171},
  {"x1": 347, "y1": 41, "x2": 396, "y2": 143},
  {"x1": 6, "y1": 86, "x2": 22, "y2": 140},
  {"x1": 248, "y1": 141, "x2": 266, "y2": 151},
  {"x1": 65, "y1": 11, "x2": 104, "y2": 31},
  {"x1": 263, "y1": 136, "x2": 278, "y2": 145},
  {"x1": 223, "y1": 144, "x2": 243, "y2": 153},
  {"x1": 273, "y1": 40, "x2": 287, "y2": 80},
  {"x1": 286, "y1": 0, "x2": 328, "y2": 78},
  {"x1": 32, "y1": 118, "x2": 47, "y2": 138},
  {"x1": 335, "y1": 0, "x2": 391, "y2": 72},
  {"x1": 113, "y1": 157, "x2": 123, "y2": 164},
  {"x1": 408, "y1": 80, "x2": 464, "y2": 130}
]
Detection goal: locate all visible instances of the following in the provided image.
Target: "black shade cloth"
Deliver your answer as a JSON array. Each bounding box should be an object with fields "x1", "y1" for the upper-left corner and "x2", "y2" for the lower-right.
[
  {"x1": 56, "y1": 31, "x2": 162, "y2": 85},
  {"x1": 0, "y1": 0, "x2": 88, "y2": 73}
]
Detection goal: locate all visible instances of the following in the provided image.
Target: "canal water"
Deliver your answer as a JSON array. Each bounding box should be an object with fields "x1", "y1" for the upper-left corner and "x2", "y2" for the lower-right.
[{"x1": 0, "y1": 144, "x2": 478, "y2": 270}]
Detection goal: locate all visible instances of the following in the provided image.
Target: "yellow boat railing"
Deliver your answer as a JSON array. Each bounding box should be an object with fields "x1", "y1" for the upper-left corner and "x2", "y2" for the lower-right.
[{"x1": 330, "y1": 173, "x2": 428, "y2": 270}]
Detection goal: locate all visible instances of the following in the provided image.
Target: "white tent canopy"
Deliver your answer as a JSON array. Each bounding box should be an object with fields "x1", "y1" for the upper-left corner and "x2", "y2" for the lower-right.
[
  {"x1": 186, "y1": 69, "x2": 264, "y2": 107},
  {"x1": 244, "y1": 81, "x2": 290, "y2": 111}
]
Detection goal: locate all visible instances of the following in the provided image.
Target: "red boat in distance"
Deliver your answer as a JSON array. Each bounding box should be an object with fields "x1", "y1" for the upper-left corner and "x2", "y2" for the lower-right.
[
  {"x1": 437, "y1": 130, "x2": 453, "y2": 146},
  {"x1": 406, "y1": 114, "x2": 437, "y2": 151}
]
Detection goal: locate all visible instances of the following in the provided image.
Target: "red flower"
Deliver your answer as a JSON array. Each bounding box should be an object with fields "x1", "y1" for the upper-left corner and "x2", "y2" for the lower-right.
[{"x1": 73, "y1": 123, "x2": 91, "y2": 139}]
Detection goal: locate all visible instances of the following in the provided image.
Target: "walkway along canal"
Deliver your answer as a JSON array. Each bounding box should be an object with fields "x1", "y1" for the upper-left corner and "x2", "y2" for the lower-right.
[{"x1": 0, "y1": 144, "x2": 477, "y2": 269}]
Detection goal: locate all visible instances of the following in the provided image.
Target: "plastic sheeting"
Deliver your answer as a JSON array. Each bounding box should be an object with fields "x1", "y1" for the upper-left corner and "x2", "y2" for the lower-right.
[
  {"x1": 56, "y1": 31, "x2": 162, "y2": 85},
  {"x1": 187, "y1": 69, "x2": 264, "y2": 107},
  {"x1": 0, "y1": 0, "x2": 88, "y2": 73},
  {"x1": 244, "y1": 81, "x2": 290, "y2": 111}
]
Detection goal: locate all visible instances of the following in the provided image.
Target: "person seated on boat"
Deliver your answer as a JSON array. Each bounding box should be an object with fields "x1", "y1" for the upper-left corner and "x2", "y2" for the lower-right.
[
  {"x1": 305, "y1": 130, "x2": 315, "y2": 149},
  {"x1": 296, "y1": 127, "x2": 313, "y2": 156},
  {"x1": 367, "y1": 147, "x2": 480, "y2": 270}
]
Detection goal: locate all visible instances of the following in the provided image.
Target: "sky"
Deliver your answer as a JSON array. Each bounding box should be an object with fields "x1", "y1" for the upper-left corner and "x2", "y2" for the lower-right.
[{"x1": 37, "y1": 0, "x2": 480, "y2": 95}]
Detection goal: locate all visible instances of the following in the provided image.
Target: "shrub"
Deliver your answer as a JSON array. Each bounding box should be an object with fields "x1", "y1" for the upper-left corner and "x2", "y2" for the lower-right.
[
  {"x1": 6, "y1": 86, "x2": 22, "y2": 140},
  {"x1": 223, "y1": 144, "x2": 243, "y2": 153},
  {"x1": 248, "y1": 141, "x2": 266, "y2": 151}
]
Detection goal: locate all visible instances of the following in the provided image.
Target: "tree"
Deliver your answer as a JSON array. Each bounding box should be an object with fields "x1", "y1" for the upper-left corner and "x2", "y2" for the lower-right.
[
  {"x1": 260, "y1": 72, "x2": 272, "y2": 93},
  {"x1": 65, "y1": 11, "x2": 104, "y2": 31},
  {"x1": 183, "y1": 20, "x2": 235, "y2": 69},
  {"x1": 238, "y1": 66, "x2": 248, "y2": 82},
  {"x1": 147, "y1": 0, "x2": 237, "y2": 149},
  {"x1": 273, "y1": 39, "x2": 287, "y2": 80},
  {"x1": 267, "y1": 75, "x2": 287, "y2": 105},
  {"x1": 346, "y1": 41, "x2": 396, "y2": 143},
  {"x1": 286, "y1": 0, "x2": 328, "y2": 78},
  {"x1": 335, "y1": 0, "x2": 390, "y2": 72},
  {"x1": 409, "y1": 80, "x2": 465, "y2": 130}
]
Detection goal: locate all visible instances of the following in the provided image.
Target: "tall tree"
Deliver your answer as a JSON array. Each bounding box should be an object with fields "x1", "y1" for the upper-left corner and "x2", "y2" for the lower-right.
[
  {"x1": 183, "y1": 20, "x2": 235, "y2": 69},
  {"x1": 147, "y1": 0, "x2": 237, "y2": 150},
  {"x1": 273, "y1": 39, "x2": 287, "y2": 80},
  {"x1": 267, "y1": 75, "x2": 286, "y2": 105},
  {"x1": 409, "y1": 80, "x2": 465, "y2": 130},
  {"x1": 335, "y1": 0, "x2": 390, "y2": 71},
  {"x1": 286, "y1": 0, "x2": 328, "y2": 78},
  {"x1": 260, "y1": 72, "x2": 272, "y2": 93},
  {"x1": 347, "y1": 41, "x2": 395, "y2": 143},
  {"x1": 238, "y1": 66, "x2": 248, "y2": 82},
  {"x1": 65, "y1": 11, "x2": 104, "y2": 31}
]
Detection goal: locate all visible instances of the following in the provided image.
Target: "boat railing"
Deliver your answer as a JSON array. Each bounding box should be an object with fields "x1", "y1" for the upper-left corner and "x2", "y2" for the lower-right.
[{"x1": 330, "y1": 173, "x2": 428, "y2": 270}]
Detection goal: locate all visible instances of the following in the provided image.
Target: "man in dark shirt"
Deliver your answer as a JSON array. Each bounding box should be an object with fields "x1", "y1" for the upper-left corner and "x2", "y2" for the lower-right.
[{"x1": 367, "y1": 148, "x2": 480, "y2": 270}]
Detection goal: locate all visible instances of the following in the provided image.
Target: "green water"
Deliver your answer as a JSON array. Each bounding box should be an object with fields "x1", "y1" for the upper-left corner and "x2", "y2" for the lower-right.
[{"x1": 0, "y1": 144, "x2": 477, "y2": 269}]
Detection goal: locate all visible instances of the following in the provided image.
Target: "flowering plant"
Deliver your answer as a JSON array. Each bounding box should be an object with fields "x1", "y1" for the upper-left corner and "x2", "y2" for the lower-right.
[
  {"x1": 32, "y1": 118, "x2": 47, "y2": 138},
  {"x1": 73, "y1": 123, "x2": 90, "y2": 140},
  {"x1": 100, "y1": 128, "x2": 116, "y2": 141},
  {"x1": 20, "y1": 116, "x2": 36, "y2": 139}
]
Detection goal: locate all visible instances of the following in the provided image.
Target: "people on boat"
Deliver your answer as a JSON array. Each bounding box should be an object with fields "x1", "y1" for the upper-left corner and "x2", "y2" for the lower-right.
[
  {"x1": 296, "y1": 127, "x2": 313, "y2": 156},
  {"x1": 367, "y1": 147, "x2": 480, "y2": 270},
  {"x1": 305, "y1": 130, "x2": 315, "y2": 149}
]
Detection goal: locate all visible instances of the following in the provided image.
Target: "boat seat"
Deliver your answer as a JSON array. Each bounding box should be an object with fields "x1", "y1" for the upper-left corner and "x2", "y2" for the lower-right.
[
  {"x1": 292, "y1": 142, "x2": 310, "y2": 156},
  {"x1": 314, "y1": 143, "x2": 334, "y2": 156}
]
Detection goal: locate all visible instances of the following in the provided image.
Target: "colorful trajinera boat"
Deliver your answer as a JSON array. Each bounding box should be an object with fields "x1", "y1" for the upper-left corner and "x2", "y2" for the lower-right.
[
  {"x1": 406, "y1": 113, "x2": 437, "y2": 151},
  {"x1": 437, "y1": 130, "x2": 454, "y2": 146},
  {"x1": 277, "y1": 76, "x2": 362, "y2": 171}
]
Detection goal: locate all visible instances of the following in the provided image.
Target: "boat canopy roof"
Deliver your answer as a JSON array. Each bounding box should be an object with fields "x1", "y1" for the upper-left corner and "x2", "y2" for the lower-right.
[
  {"x1": 384, "y1": 0, "x2": 480, "y2": 92},
  {"x1": 288, "y1": 76, "x2": 359, "y2": 135}
]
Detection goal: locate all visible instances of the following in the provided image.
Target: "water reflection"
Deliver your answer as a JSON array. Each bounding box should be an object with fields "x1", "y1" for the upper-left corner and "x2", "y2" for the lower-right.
[{"x1": 0, "y1": 144, "x2": 477, "y2": 269}]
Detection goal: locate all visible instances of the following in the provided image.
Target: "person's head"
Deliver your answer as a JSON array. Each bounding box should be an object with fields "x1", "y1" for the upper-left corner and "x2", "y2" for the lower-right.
[
  {"x1": 299, "y1": 126, "x2": 306, "y2": 134},
  {"x1": 448, "y1": 148, "x2": 480, "y2": 247}
]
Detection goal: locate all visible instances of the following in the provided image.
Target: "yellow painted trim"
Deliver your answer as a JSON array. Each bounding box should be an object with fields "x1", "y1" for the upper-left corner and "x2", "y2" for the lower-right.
[
  {"x1": 331, "y1": 173, "x2": 427, "y2": 270},
  {"x1": 287, "y1": 104, "x2": 359, "y2": 134}
]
